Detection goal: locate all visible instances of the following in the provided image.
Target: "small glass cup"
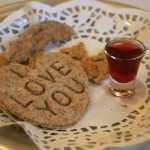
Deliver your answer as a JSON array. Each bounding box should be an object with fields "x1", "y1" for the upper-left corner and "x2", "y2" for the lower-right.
[{"x1": 104, "y1": 37, "x2": 146, "y2": 97}]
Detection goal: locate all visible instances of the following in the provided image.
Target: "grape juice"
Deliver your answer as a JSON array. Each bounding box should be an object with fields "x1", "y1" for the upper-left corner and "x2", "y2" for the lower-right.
[{"x1": 105, "y1": 38, "x2": 145, "y2": 83}]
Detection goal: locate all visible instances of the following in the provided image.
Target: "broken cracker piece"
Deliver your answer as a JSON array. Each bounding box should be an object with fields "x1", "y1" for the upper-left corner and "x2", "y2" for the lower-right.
[
  {"x1": 60, "y1": 42, "x2": 87, "y2": 60},
  {"x1": 4, "y1": 20, "x2": 75, "y2": 64},
  {"x1": 60, "y1": 42, "x2": 109, "y2": 84}
]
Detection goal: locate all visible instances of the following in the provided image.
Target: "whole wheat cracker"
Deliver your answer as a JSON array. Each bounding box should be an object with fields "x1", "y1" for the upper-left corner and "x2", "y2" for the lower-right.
[
  {"x1": 0, "y1": 20, "x2": 75, "y2": 66},
  {"x1": 0, "y1": 52, "x2": 89, "y2": 128}
]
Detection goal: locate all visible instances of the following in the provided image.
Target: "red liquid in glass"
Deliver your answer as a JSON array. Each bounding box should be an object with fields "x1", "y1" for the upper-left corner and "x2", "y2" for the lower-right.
[{"x1": 105, "y1": 40, "x2": 144, "y2": 83}]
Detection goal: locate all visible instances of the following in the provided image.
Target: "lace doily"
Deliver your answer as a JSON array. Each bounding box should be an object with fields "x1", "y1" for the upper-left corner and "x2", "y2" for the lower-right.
[{"x1": 0, "y1": 0, "x2": 150, "y2": 150}]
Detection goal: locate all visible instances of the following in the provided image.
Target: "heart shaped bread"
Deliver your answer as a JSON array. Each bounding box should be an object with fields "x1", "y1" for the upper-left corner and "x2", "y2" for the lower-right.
[{"x1": 0, "y1": 52, "x2": 89, "y2": 128}]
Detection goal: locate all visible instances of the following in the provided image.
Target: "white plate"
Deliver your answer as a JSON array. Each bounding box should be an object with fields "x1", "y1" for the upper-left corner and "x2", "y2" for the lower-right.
[
  {"x1": 0, "y1": 0, "x2": 150, "y2": 150},
  {"x1": 0, "y1": 125, "x2": 38, "y2": 150}
]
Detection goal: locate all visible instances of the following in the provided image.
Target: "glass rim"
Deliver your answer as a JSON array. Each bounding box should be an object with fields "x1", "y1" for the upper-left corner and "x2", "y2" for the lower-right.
[{"x1": 104, "y1": 37, "x2": 146, "y2": 61}]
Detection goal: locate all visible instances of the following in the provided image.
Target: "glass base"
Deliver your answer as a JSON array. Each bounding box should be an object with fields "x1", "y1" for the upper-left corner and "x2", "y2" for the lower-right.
[
  {"x1": 110, "y1": 87, "x2": 134, "y2": 97},
  {"x1": 110, "y1": 76, "x2": 135, "y2": 97}
]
